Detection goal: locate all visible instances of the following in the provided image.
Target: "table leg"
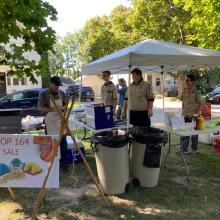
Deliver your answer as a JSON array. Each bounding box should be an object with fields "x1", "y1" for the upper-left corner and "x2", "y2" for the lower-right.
[
  {"x1": 164, "y1": 133, "x2": 171, "y2": 168},
  {"x1": 82, "y1": 126, "x2": 87, "y2": 140},
  {"x1": 82, "y1": 126, "x2": 92, "y2": 140},
  {"x1": 180, "y1": 151, "x2": 190, "y2": 182}
]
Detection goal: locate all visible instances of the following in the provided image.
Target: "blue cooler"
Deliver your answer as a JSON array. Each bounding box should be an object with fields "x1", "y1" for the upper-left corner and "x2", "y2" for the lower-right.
[
  {"x1": 66, "y1": 137, "x2": 86, "y2": 163},
  {"x1": 86, "y1": 105, "x2": 114, "y2": 129}
]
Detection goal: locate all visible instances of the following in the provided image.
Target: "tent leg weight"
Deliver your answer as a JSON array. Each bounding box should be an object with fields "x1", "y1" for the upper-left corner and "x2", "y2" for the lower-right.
[
  {"x1": 125, "y1": 183, "x2": 130, "y2": 193},
  {"x1": 132, "y1": 178, "x2": 140, "y2": 186}
]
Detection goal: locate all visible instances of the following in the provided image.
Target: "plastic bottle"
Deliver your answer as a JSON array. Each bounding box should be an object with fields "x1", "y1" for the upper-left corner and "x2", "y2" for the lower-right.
[{"x1": 196, "y1": 113, "x2": 205, "y2": 130}]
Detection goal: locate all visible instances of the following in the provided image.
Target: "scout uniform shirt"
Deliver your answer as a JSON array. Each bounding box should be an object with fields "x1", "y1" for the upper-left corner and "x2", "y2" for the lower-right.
[
  {"x1": 125, "y1": 79, "x2": 155, "y2": 111},
  {"x1": 101, "y1": 81, "x2": 118, "y2": 105},
  {"x1": 181, "y1": 86, "x2": 201, "y2": 117}
]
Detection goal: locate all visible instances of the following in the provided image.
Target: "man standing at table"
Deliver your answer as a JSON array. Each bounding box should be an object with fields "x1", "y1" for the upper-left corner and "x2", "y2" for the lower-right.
[
  {"x1": 38, "y1": 76, "x2": 68, "y2": 166},
  {"x1": 122, "y1": 68, "x2": 155, "y2": 127},
  {"x1": 100, "y1": 71, "x2": 118, "y2": 114},
  {"x1": 178, "y1": 74, "x2": 202, "y2": 154}
]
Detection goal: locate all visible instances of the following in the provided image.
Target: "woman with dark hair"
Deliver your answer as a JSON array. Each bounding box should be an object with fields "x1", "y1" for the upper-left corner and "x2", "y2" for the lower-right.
[
  {"x1": 116, "y1": 78, "x2": 127, "y2": 120},
  {"x1": 178, "y1": 74, "x2": 202, "y2": 154},
  {"x1": 122, "y1": 68, "x2": 155, "y2": 127}
]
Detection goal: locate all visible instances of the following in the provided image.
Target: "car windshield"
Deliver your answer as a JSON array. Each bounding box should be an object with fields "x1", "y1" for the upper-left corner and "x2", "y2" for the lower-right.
[
  {"x1": 82, "y1": 87, "x2": 93, "y2": 92},
  {"x1": 0, "y1": 94, "x2": 11, "y2": 102},
  {"x1": 213, "y1": 87, "x2": 220, "y2": 93}
]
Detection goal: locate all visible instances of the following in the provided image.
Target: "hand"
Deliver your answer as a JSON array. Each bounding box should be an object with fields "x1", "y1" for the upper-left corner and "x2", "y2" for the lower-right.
[
  {"x1": 121, "y1": 108, "x2": 126, "y2": 117},
  {"x1": 148, "y1": 109, "x2": 153, "y2": 118}
]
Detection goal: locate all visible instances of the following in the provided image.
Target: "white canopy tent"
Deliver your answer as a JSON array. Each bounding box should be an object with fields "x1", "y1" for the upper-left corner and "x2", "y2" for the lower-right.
[
  {"x1": 81, "y1": 39, "x2": 220, "y2": 75},
  {"x1": 80, "y1": 39, "x2": 220, "y2": 126}
]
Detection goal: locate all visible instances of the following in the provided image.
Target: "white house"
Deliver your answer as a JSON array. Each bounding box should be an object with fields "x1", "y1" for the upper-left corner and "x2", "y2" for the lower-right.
[
  {"x1": 74, "y1": 75, "x2": 103, "y2": 97},
  {"x1": 0, "y1": 65, "x2": 42, "y2": 97},
  {"x1": 111, "y1": 73, "x2": 177, "y2": 93},
  {"x1": 0, "y1": 37, "x2": 42, "y2": 97},
  {"x1": 74, "y1": 73, "x2": 177, "y2": 99}
]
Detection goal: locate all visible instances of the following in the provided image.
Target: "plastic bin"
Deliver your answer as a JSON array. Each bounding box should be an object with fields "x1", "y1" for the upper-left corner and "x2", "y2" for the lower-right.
[
  {"x1": 0, "y1": 109, "x2": 22, "y2": 134},
  {"x1": 130, "y1": 127, "x2": 167, "y2": 187},
  {"x1": 91, "y1": 130, "x2": 129, "y2": 195}
]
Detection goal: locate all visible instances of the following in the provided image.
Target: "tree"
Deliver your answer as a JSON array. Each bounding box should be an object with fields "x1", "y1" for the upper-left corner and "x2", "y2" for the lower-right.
[
  {"x1": 0, "y1": 0, "x2": 57, "y2": 82},
  {"x1": 130, "y1": 0, "x2": 191, "y2": 43},
  {"x1": 174, "y1": 0, "x2": 220, "y2": 50},
  {"x1": 48, "y1": 37, "x2": 65, "y2": 76}
]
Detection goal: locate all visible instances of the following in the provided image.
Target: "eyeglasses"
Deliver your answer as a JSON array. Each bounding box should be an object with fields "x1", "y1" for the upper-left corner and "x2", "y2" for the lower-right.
[{"x1": 185, "y1": 79, "x2": 191, "y2": 82}]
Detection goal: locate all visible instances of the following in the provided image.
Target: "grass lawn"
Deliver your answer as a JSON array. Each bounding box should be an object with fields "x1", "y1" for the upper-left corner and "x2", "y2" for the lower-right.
[{"x1": 0, "y1": 130, "x2": 220, "y2": 220}]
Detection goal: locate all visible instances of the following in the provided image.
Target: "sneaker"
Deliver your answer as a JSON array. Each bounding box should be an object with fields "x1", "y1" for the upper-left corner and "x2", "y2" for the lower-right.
[
  {"x1": 191, "y1": 150, "x2": 199, "y2": 154},
  {"x1": 176, "y1": 150, "x2": 190, "y2": 155}
]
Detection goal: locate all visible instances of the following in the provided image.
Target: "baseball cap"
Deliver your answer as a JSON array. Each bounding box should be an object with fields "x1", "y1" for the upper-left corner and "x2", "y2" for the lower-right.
[{"x1": 50, "y1": 76, "x2": 62, "y2": 86}]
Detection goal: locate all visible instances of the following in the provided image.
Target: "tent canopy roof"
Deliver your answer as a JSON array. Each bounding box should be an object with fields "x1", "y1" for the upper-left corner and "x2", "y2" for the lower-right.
[{"x1": 81, "y1": 39, "x2": 220, "y2": 75}]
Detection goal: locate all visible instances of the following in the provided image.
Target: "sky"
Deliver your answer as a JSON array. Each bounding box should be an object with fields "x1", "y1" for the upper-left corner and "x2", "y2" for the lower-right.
[{"x1": 46, "y1": 0, "x2": 131, "y2": 37}]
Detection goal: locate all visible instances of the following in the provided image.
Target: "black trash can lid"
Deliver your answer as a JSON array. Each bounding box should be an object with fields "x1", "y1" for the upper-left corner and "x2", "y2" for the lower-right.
[
  {"x1": 92, "y1": 130, "x2": 129, "y2": 148},
  {"x1": 131, "y1": 126, "x2": 168, "y2": 144}
]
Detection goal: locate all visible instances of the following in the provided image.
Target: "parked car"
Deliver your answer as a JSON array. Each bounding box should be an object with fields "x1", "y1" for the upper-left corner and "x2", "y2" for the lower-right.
[
  {"x1": 206, "y1": 87, "x2": 220, "y2": 103},
  {"x1": 67, "y1": 85, "x2": 95, "y2": 101},
  {"x1": 0, "y1": 88, "x2": 44, "y2": 116}
]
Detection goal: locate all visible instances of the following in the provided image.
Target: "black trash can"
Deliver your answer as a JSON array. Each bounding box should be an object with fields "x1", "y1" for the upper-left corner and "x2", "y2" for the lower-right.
[
  {"x1": 0, "y1": 109, "x2": 22, "y2": 134},
  {"x1": 91, "y1": 130, "x2": 129, "y2": 195},
  {"x1": 130, "y1": 127, "x2": 167, "y2": 187}
]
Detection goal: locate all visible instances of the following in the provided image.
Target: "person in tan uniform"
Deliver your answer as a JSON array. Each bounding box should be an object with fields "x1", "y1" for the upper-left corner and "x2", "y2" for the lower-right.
[
  {"x1": 178, "y1": 74, "x2": 202, "y2": 154},
  {"x1": 100, "y1": 71, "x2": 118, "y2": 113},
  {"x1": 122, "y1": 68, "x2": 155, "y2": 127}
]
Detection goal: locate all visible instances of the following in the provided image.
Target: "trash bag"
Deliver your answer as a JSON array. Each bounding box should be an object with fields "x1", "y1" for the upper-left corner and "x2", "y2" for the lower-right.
[
  {"x1": 143, "y1": 143, "x2": 161, "y2": 168},
  {"x1": 131, "y1": 126, "x2": 168, "y2": 144},
  {"x1": 91, "y1": 130, "x2": 129, "y2": 148}
]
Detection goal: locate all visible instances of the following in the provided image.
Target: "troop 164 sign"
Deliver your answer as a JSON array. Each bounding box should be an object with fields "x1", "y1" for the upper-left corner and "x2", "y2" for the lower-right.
[{"x1": 0, "y1": 134, "x2": 59, "y2": 188}]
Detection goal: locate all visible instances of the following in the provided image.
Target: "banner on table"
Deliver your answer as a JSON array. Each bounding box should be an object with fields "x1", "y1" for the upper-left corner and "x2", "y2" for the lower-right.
[{"x1": 0, "y1": 134, "x2": 59, "y2": 188}]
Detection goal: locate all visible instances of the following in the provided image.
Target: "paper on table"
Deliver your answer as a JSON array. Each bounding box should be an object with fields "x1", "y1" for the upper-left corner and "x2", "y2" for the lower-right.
[{"x1": 170, "y1": 116, "x2": 186, "y2": 130}]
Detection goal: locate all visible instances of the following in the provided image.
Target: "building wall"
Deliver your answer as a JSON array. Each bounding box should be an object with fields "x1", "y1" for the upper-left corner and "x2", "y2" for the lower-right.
[
  {"x1": 0, "y1": 65, "x2": 42, "y2": 95},
  {"x1": 75, "y1": 73, "x2": 177, "y2": 98},
  {"x1": 75, "y1": 75, "x2": 103, "y2": 97},
  {"x1": 6, "y1": 75, "x2": 42, "y2": 94},
  {"x1": 111, "y1": 73, "x2": 162, "y2": 91}
]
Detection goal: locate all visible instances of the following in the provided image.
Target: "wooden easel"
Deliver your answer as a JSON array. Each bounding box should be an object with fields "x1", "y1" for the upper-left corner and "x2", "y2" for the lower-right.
[
  {"x1": 31, "y1": 97, "x2": 73, "y2": 220},
  {"x1": 7, "y1": 187, "x2": 16, "y2": 200},
  {"x1": 31, "y1": 97, "x2": 109, "y2": 220},
  {"x1": 50, "y1": 96, "x2": 109, "y2": 206}
]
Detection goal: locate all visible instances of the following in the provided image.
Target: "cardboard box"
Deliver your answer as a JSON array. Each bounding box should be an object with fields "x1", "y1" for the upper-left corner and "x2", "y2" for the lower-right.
[{"x1": 85, "y1": 105, "x2": 114, "y2": 129}]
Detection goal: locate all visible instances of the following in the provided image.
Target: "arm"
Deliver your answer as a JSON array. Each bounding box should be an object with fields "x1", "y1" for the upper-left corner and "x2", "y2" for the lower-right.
[
  {"x1": 38, "y1": 92, "x2": 58, "y2": 113},
  {"x1": 100, "y1": 85, "x2": 104, "y2": 103},
  {"x1": 195, "y1": 90, "x2": 202, "y2": 114},
  {"x1": 122, "y1": 88, "x2": 128, "y2": 115},
  {"x1": 146, "y1": 83, "x2": 155, "y2": 117},
  {"x1": 112, "y1": 85, "x2": 118, "y2": 113}
]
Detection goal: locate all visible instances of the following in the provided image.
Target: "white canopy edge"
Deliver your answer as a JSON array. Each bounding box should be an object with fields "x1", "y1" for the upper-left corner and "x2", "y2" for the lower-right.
[{"x1": 81, "y1": 39, "x2": 220, "y2": 75}]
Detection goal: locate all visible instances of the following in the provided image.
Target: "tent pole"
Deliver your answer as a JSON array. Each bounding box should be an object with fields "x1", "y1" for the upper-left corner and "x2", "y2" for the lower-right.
[
  {"x1": 127, "y1": 66, "x2": 132, "y2": 130},
  {"x1": 161, "y1": 66, "x2": 165, "y2": 111},
  {"x1": 79, "y1": 75, "x2": 82, "y2": 104}
]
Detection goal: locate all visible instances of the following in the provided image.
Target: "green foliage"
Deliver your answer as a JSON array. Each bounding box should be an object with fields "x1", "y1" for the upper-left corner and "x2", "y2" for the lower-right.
[
  {"x1": 0, "y1": 0, "x2": 57, "y2": 83},
  {"x1": 60, "y1": 0, "x2": 220, "y2": 89},
  {"x1": 174, "y1": 0, "x2": 220, "y2": 50},
  {"x1": 48, "y1": 37, "x2": 65, "y2": 76}
]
